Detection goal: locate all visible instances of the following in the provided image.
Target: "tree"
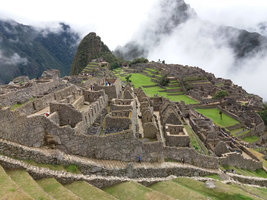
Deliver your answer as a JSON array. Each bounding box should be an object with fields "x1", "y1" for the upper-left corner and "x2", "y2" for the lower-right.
[
  {"x1": 159, "y1": 75, "x2": 169, "y2": 86},
  {"x1": 125, "y1": 74, "x2": 132, "y2": 82},
  {"x1": 110, "y1": 62, "x2": 121, "y2": 70},
  {"x1": 130, "y1": 57, "x2": 148, "y2": 65},
  {"x1": 259, "y1": 103, "x2": 267, "y2": 125},
  {"x1": 213, "y1": 90, "x2": 229, "y2": 100}
]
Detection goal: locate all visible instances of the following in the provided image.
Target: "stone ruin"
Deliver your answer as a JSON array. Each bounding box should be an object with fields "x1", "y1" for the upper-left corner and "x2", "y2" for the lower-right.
[{"x1": 0, "y1": 67, "x2": 264, "y2": 175}]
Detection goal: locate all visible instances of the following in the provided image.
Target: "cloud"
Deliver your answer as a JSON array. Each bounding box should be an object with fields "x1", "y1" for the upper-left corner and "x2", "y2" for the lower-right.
[
  {"x1": 0, "y1": 0, "x2": 157, "y2": 49},
  {"x1": 146, "y1": 17, "x2": 267, "y2": 100},
  {"x1": 185, "y1": 0, "x2": 267, "y2": 31},
  {"x1": 0, "y1": 50, "x2": 28, "y2": 65}
]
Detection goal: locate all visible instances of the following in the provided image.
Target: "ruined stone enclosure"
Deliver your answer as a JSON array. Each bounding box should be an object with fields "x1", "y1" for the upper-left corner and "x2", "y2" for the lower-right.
[{"x1": 0, "y1": 65, "x2": 265, "y2": 187}]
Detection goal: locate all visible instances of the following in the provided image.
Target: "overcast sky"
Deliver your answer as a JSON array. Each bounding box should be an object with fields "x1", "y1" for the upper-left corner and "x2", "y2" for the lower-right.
[
  {"x1": 1, "y1": 0, "x2": 267, "y2": 99},
  {"x1": 1, "y1": 0, "x2": 267, "y2": 49}
]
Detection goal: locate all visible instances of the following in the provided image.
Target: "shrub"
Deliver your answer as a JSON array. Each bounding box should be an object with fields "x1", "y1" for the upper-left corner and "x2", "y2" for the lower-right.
[{"x1": 65, "y1": 164, "x2": 79, "y2": 173}]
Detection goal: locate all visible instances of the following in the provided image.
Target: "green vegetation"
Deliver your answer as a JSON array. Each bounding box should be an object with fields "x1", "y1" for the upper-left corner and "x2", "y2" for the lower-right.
[
  {"x1": 259, "y1": 103, "x2": 267, "y2": 125},
  {"x1": 149, "y1": 180, "x2": 207, "y2": 200},
  {"x1": 243, "y1": 136, "x2": 259, "y2": 143},
  {"x1": 127, "y1": 73, "x2": 198, "y2": 104},
  {"x1": 222, "y1": 166, "x2": 267, "y2": 178},
  {"x1": 185, "y1": 125, "x2": 209, "y2": 155},
  {"x1": 195, "y1": 108, "x2": 240, "y2": 127},
  {"x1": 130, "y1": 57, "x2": 149, "y2": 65},
  {"x1": 129, "y1": 73, "x2": 156, "y2": 87},
  {"x1": 248, "y1": 148, "x2": 267, "y2": 168},
  {"x1": 65, "y1": 164, "x2": 80, "y2": 173},
  {"x1": 203, "y1": 174, "x2": 222, "y2": 180},
  {"x1": 213, "y1": 90, "x2": 229, "y2": 100},
  {"x1": 10, "y1": 97, "x2": 34, "y2": 111},
  {"x1": 125, "y1": 74, "x2": 132, "y2": 82},
  {"x1": 37, "y1": 178, "x2": 80, "y2": 200},
  {"x1": 24, "y1": 160, "x2": 81, "y2": 174},
  {"x1": 7, "y1": 170, "x2": 52, "y2": 200},
  {"x1": 104, "y1": 181, "x2": 173, "y2": 200},
  {"x1": 65, "y1": 181, "x2": 116, "y2": 200},
  {"x1": 0, "y1": 165, "x2": 32, "y2": 200},
  {"x1": 70, "y1": 32, "x2": 120, "y2": 75},
  {"x1": 172, "y1": 177, "x2": 261, "y2": 200}
]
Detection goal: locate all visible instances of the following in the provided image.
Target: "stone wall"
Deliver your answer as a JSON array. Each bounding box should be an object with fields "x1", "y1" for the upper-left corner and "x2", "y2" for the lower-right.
[
  {"x1": 164, "y1": 146, "x2": 219, "y2": 169},
  {"x1": 0, "y1": 79, "x2": 60, "y2": 107},
  {"x1": 83, "y1": 90, "x2": 105, "y2": 103},
  {"x1": 50, "y1": 103, "x2": 83, "y2": 128},
  {"x1": 0, "y1": 107, "x2": 45, "y2": 147},
  {"x1": 219, "y1": 152, "x2": 262, "y2": 171},
  {"x1": 165, "y1": 134, "x2": 190, "y2": 147},
  {"x1": 94, "y1": 79, "x2": 122, "y2": 99}
]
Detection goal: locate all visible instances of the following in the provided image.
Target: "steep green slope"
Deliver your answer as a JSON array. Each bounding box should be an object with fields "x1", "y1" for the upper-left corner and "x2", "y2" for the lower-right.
[
  {"x1": 65, "y1": 181, "x2": 117, "y2": 200},
  {"x1": 7, "y1": 169, "x2": 53, "y2": 200},
  {"x1": 0, "y1": 165, "x2": 33, "y2": 200},
  {"x1": 70, "y1": 32, "x2": 118, "y2": 75},
  {"x1": 104, "y1": 181, "x2": 174, "y2": 200},
  {"x1": 0, "y1": 20, "x2": 79, "y2": 83},
  {"x1": 37, "y1": 178, "x2": 80, "y2": 200}
]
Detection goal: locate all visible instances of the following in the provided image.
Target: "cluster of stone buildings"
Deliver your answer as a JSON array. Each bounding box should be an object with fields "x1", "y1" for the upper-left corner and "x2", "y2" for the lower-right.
[{"x1": 0, "y1": 65, "x2": 265, "y2": 173}]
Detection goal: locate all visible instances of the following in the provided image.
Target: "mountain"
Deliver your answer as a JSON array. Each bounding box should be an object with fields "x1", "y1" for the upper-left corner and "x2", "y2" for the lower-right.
[
  {"x1": 114, "y1": 0, "x2": 267, "y2": 61},
  {"x1": 70, "y1": 32, "x2": 118, "y2": 75},
  {"x1": 114, "y1": 0, "x2": 196, "y2": 60},
  {"x1": 0, "y1": 20, "x2": 80, "y2": 84}
]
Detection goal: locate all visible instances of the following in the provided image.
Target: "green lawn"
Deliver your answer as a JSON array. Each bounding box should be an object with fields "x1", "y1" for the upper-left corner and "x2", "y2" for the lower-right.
[
  {"x1": 7, "y1": 170, "x2": 53, "y2": 200},
  {"x1": 37, "y1": 178, "x2": 80, "y2": 200},
  {"x1": 173, "y1": 177, "x2": 262, "y2": 200},
  {"x1": 65, "y1": 181, "x2": 116, "y2": 200},
  {"x1": 149, "y1": 180, "x2": 208, "y2": 200},
  {"x1": 116, "y1": 72, "x2": 198, "y2": 104},
  {"x1": 195, "y1": 108, "x2": 239, "y2": 127},
  {"x1": 222, "y1": 166, "x2": 267, "y2": 178},
  {"x1": 142, "y1": 86, "x2": 198, "y2": 104},
  {"x1": 243, "y1": 136, "x2": 259, "y2": 144},
  {"x1": 185, "y1": 125, "x2": 209, "y2": 155},
  {"x1": 104, "y1": 181, "x2": 173, "y2": 200},
  {"x1": 24, "y1": 160, "x2": 81, "y2": 174},
  {"x1": 0, "y1": 166, "x2": 32, "y2": 200},
  {"x1": 129, "y1": 73, "x2": 156, "y2": 87}
]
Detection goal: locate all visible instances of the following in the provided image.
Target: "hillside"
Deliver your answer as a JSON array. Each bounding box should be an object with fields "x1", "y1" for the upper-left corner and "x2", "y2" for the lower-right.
[
  {"x1": 70, "y1": 32, "x2": 118, "y2": 75},
  {"x1": 0, "y1": 20, "x2": 79, "y2": 84}
]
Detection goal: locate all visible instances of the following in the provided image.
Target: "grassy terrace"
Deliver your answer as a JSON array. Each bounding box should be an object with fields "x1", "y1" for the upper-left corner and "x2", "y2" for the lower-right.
[
  {"x1": 128, "y1": 73, "x2": 198, "y2": 104},
  {"x1": 221, "y1": 166, "x2": 267, "y2": 178},
  {"x1": 185, "y1": 125, "x2": 209, "y2": 155},
  {"x1": 195, "y1": 108, "x2": 239, "y2": 127}
]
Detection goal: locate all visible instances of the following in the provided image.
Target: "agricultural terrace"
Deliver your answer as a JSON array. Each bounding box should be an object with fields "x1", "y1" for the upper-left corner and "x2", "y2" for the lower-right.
[
  {"x1": 195, "y1": 108, "x2": 240, "y2": 127},
  {"x1": 113, "y1": 69, "x2": 199, "y2": 104}
]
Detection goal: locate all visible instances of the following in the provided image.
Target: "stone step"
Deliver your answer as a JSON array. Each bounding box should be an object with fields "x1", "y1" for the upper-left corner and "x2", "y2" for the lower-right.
[
  {"x1": 104, "y1": 181, "x2": 175, "y2": 200},
  {"x1": 37, "y1": 178, "x2": 81, "y2": 200},
  {"x1": 7, "y1": 169, "x2": 54, "y2": 200},
  {"x1": 0, "y1": 165, "x2": 33, "y2": 200},
  {"x1": 65, "y1": 181, "x2": 117, "y2": 200}
]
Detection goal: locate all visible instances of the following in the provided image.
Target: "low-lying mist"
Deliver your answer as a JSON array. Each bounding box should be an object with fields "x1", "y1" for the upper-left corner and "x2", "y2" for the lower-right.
[{"x1": 116, "y1": 0, "x2": 267, "y2": 101}]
